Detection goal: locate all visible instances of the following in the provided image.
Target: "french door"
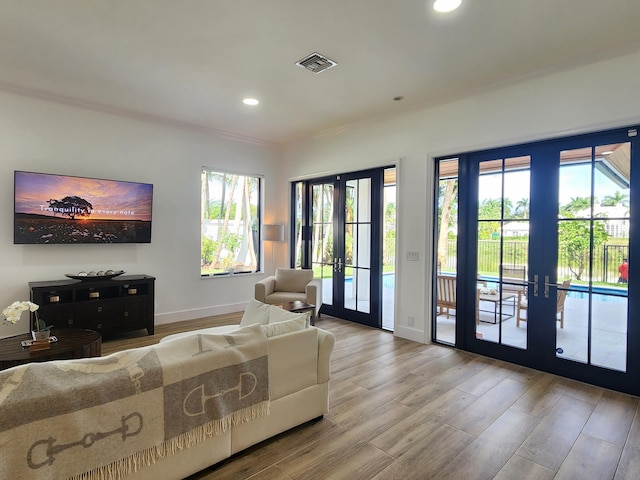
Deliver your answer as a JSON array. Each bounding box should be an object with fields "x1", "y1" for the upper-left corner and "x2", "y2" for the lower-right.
[
  {"x1": 293, "y1": 168, "x2": 390, "y2": 328},
  {"x1": 441, "y1": 126, "x2": 638, "y2": 395}
]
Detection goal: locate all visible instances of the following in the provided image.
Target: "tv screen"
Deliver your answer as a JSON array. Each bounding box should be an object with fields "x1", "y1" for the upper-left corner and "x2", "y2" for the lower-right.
[{"x1": 14, "y1": 171, "x2": 153, "y2": 244}]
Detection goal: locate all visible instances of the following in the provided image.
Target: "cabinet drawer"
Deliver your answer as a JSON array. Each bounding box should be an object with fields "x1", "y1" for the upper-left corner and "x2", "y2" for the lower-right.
[
  {"x1": 38, "y1": 305, "x2": 75, "y2": 328},
  {"x1": 73, "y1": 299, "x2": 124, "y2": 331},
  {"x1": 123, "y1": 297, "x2": 150, "y2": 329}
]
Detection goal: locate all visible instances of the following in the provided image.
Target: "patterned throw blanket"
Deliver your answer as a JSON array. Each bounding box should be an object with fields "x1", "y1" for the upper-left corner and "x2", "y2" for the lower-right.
[{"x1": 0, "y1": 324, "x2": 270, "y2": 480}]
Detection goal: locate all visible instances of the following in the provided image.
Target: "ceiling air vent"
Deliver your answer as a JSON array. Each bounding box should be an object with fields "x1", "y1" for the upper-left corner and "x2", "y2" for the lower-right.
[{"x1": 296, "y1": 52, "x2": 337, "y2": 74}]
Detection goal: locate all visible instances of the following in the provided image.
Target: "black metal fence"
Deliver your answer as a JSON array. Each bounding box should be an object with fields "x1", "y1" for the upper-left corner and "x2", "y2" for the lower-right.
[{"x1": 443, "y1": 240, "x2": 628, "y2": 284}]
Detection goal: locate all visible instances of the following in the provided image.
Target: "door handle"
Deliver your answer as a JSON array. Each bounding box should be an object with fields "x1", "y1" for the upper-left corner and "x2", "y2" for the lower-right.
[
  {"x1": 525, "y1": 275, "x2": 539, "y2": 297},
  {"x1": 333, "y1": 258, "x2": 343, "y2": 273},
  {"x1": 544, "y1": 276, "x2": 567, "y2": 298}
]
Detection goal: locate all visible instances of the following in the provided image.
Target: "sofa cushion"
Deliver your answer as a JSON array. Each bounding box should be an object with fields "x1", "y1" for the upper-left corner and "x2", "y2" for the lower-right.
[
  {"x1": 261, "y1": 315, "x2": 307, "y2": 337},
  {"x1": 275, "y1": 268, "x2": 313, "y2": 293},
  {"x1": 268, "y1": 327, "x2": 318, "y2": 400},
  {"x1": 240, "y1": 299, "x2": 272, "y2": 326},
  {"x1": 266, "y1": 305, "x2": 305, "y2": 323}
]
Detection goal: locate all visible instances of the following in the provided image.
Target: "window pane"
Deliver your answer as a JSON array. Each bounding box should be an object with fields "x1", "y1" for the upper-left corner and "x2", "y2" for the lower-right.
[{"x1": 201, "y1": 169, "x2": 260, "y2": 276}]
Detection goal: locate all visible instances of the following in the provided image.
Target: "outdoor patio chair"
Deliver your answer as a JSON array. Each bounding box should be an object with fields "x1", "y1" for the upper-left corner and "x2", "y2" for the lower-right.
[
  {"x1": 437, "y1": 275, "x2": 485, "y2": 323},
  {"x1": 501, "y1": 265, "x2": 527, "y2": 297},
  {"x1": 436, "y1": 275, "x2": 456, "y2": 318},
  {"x1": 516, "y1": 278, "x2": 571, "y2": 328}
]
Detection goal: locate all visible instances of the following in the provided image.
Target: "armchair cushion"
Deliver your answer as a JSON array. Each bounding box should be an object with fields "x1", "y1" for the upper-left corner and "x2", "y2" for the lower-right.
[{"x1": 275, "y1": 268, "x2": 313, "y2": 293}]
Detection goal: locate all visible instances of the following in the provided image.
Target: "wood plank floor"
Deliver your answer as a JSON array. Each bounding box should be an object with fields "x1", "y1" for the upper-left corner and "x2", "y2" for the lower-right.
[{"x1": 102, "y1": 315, "x2": 640, "y2": 480}]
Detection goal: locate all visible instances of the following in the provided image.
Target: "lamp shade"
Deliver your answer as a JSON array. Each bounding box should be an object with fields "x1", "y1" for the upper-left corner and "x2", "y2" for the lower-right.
[{"x1": 263, "y1": 224, "x2": 284, "y2": 242}]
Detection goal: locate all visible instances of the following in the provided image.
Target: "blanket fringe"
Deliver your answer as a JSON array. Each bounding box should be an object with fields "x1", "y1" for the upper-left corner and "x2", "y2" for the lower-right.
[{"x1": 67, "y1": 401, "x2": 270, "y2": 480}]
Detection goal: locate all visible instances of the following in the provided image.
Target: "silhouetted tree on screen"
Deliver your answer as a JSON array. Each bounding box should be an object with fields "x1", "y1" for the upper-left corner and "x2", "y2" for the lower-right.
[{"x1": 47, "y1": 196, "x2": 93, "y2": 219}]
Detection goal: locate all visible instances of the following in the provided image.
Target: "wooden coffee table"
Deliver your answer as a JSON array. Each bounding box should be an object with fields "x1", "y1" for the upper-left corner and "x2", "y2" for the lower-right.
[
  {"x1": 0, "y1": 328, "x2": 101, "y2": 371},
  {"x1": 280, "y1": 301, "x2": 316, "y2": 326}
]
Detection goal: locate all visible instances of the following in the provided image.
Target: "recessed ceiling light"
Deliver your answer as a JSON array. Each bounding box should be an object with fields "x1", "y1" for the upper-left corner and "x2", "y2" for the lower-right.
[
  {"x1": 433, "y1": 0, "x2": 461, "y2": 13},
  {"x1": 243, "y1": 98, "x2": 259, "y2": 106}
]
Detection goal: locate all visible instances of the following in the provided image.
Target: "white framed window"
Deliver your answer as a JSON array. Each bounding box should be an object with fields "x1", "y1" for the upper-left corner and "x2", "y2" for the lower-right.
[{"x1": 201, "y1": 168, "x2": 262, "y2": 276}]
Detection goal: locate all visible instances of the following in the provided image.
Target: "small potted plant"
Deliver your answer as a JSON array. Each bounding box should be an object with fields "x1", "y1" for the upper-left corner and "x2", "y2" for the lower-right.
[{"x1": 2, "y1": 301, "x2": 52, "y2": 341}]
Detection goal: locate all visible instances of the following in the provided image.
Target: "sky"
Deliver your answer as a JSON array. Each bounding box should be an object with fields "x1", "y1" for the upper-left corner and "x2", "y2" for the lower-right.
[
  {"x1": 15, "y1": 171, "x2": 153, "y2": 221},
  {"x1": 479, "y1": 164, "x2": 629, "y2": 207}
]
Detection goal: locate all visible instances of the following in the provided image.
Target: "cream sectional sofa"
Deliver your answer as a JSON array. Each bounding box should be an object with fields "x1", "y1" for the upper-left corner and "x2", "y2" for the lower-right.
[
  {"x1": 0, "y1": 301, "x2": 335, "y2": 480},
  {"x1": 140, "y1": 318, "x2": 335, "y2": 479}
]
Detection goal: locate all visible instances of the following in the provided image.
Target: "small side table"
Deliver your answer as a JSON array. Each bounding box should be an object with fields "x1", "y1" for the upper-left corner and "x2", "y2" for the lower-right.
[
  {"x1": 0, "y1": 328, "x2": 101, "y2": 371},
  {"x1": 280, "y1": 301, "x2": 316, "y2": 326}
]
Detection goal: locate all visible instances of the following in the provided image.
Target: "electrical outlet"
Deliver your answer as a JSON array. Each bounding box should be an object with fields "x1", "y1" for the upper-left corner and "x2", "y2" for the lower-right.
[{"x1": 408, "y1": 315, "x2": 415, "y2": 326}]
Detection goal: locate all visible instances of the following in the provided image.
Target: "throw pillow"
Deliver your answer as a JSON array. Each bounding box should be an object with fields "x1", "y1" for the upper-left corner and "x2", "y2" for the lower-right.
[
  {"x1": 240, "y1": 299, "x2": 272, "y2": 326},
  {"x1": 261, "y1": 315, "x2": 307, "y2": 337},
  {"x1": 268, "y1": 305, "x2": 310, "y2": 325}
]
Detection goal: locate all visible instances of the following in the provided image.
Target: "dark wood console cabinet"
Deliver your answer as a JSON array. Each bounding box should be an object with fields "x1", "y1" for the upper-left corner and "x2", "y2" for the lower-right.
[{"x1": 29, "y1": 275, "x2": 155, "y2": 336}]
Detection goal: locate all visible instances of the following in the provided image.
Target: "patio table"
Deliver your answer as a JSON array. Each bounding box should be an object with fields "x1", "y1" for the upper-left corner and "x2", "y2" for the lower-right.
[{"x1": 478, "y1": 292, "x2": 517, "y2": 324}]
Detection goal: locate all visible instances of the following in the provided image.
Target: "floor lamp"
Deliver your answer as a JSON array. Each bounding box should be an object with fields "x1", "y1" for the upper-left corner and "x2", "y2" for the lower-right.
[{"x1": 263, "y1": 224, "x2": 284, "y2": 273}]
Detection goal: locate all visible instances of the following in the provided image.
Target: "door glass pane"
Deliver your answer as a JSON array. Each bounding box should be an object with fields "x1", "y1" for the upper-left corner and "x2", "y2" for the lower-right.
[
  {"x1": 556, "y1": 144, "x2": 629, "y2": 371},
  {"x1": 345, "y1": 223, "x2": 354, "y2": 266},
  {"x1": 358, "y1": 225, "x2": 371, "y2": 268},
  {"x1": 435, "y1": 159, "x2": 458, "y2": 345},
  {"x1": 312, "y1": 184, "x2": 334, "y2": 307},
  {"x1": 344, "y1": 266, "x2": 355, "y2": 310},
  {"x1": 383, "y1": 167, "x2": 396, "y2": 331},
  {"x1": 294, "y1": 182, "x2": 303, "y2": 268},
  {"x1": 345, "y1": 268, "x2": 370, "y2": 313},
  {"x1": 476, "y1": 156, "x2": 530, "y2": 350},
  {"x1": 345, "y1": 178, "x2": 372, "y2": 314}
]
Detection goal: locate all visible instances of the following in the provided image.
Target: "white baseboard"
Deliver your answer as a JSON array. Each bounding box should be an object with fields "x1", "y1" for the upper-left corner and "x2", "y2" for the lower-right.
[
  {"x1": 154, "y1": 302, "x2": 247, "y2": 326},
  {"x1": 394, "y1": 325, "x2": 429, "y2": 344}
]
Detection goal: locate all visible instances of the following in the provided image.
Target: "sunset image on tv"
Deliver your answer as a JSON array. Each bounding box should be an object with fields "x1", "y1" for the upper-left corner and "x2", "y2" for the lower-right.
[{"x1": 14, "y1": 171, "x2": 153, "y2": 244}]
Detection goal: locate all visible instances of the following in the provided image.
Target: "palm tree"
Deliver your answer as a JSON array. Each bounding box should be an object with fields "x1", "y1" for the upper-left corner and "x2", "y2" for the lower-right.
[
  {"x1": 437, "y1": 179, "x2": 457, "y2": 271},
  {"x1": 563, "y1": 196, "x2": 591, "y2": 214},
  {"x1": 601, "y1": 190, "x2": 629, "y2": 207},
  {"x1": 479, "y1": 198, "x2": 503, "y2": 220},
  {"x1": 514, "y1": 198, "x2": 529, "y2": 218}
]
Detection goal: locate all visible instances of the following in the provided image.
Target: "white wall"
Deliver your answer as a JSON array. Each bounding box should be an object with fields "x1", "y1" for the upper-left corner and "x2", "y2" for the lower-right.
[
  {"x1": 3, "y1": 50, "x2": 640, "y2": 342},
  {"x1": 0, "y1": 91, "x2": 282, "y2": 338},
  {"x1": 282, "y1": 50, "x2": 640, "y2": 343}
]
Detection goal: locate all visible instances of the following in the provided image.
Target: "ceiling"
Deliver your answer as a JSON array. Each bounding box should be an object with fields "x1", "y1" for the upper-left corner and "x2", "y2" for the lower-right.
[{"x1": 2, "y1": 0, "x2": 640, "y2": 145}]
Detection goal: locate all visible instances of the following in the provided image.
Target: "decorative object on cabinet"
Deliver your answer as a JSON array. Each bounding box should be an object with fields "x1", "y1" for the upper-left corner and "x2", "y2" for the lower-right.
[{"x1": 65, "y1": 269, "x2": 125, "y2": 281}]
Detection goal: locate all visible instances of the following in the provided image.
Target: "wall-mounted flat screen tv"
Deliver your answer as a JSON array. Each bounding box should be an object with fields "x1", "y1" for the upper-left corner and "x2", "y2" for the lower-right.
[{"x1": 14, "y1": 171, "x2": 153, "y2": 244}]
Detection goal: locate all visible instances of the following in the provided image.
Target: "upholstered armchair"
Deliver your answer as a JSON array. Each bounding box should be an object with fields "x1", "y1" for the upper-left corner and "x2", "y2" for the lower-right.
[{"x1": 255, "y1": 268, "x2": 322, "y2": 317}]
